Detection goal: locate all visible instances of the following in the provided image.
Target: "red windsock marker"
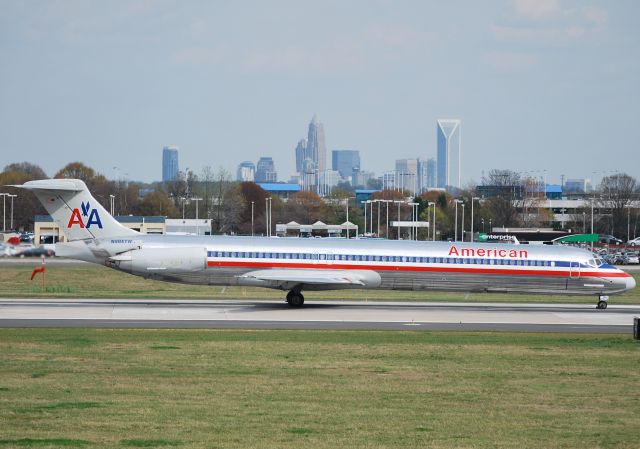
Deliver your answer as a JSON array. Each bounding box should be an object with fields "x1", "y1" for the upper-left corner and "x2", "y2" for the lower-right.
[{"x1": 30, "y1": 265, "x2": 45, "y2": 281}]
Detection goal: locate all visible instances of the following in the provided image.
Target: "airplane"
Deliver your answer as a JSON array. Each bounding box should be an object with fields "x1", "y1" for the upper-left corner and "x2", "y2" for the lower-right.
[{"x1": 15, "y1": 178, "x2": 636, "y2": 309}]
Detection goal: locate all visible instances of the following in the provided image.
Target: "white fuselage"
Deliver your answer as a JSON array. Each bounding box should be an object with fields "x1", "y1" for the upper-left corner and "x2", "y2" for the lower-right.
[{"x1": 57, "y1": 235, "x2": 636, "y2": 297}]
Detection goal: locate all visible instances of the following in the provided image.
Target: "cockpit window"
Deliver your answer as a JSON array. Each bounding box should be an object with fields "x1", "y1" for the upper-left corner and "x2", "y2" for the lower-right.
[{"x1": 587, "y1": 258, "x2": 604, "y2": 267}]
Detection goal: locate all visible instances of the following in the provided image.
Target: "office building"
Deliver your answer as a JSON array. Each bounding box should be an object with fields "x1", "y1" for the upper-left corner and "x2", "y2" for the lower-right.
[
  {"x1": 236, "y1": 161, "x2": 255, "y2": 182},
  {"x1": 255, "y1": 157, "x2": 278, "y2": 183},
  {"x1": 295, "y1": 139, "x2": 307, "y2": 174},
  {"x1": 426, "y1": 158, "x2": 436, "y2": 189},
  {"x1": 306, "y1": 114, "x2": 327, "y2": 175},
  {"x1": 564, "y1": 178, "x2": 593, "y2": 194},
  {"x1": 353, "y1": 170, "x2": 375, "y2": 188},
  {"x1": 332, "y1": 150, "x2": 360, "y2": 180},
  {"x1": 395, "y1": 158, "x2": 419, "y2": 195},
  {"x1": 436, "y1": 119, "x2": 461, "y2": 189},
  {"x1": 162, "y1": 146, "x2": 179, "y2": 182}
]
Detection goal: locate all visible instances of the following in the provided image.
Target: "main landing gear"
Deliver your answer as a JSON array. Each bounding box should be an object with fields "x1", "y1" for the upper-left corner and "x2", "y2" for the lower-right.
[
  {"x1": 596, "y1": 295, "x2": 609, "y2": 310},
  {"x1": 286, "y1": 290, "x2": 305, "y2": 307}
]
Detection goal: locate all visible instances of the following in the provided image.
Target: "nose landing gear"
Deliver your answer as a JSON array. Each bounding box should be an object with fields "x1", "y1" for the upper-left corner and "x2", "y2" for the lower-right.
[{"x1": 596, "y1": 296, "x2": 609, "y2": 310}]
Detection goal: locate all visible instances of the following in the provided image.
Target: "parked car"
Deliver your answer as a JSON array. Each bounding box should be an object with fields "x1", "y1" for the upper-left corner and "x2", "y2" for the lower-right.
[
  {"x1": 625, "y1": 253, "x2": 640, "y2": 264},
  {"x1": 599, "y1": 234, "x2": 623, "y2": 245},
  {"x1": 18, "y1": 245, "x2": 55, "y2": 258},
  {"x1": 627, "y1": 237, "x2": 640, "y2": 246}
]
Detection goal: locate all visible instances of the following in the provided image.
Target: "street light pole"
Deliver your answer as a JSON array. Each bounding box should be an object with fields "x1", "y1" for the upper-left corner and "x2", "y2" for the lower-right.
[
  {"x1": 411, "y1": 202, "x2": 419, "y2": 240},
  {"x1": 109, "y1": 194, "x2": 115, "y2": 216},
  {"x1": 265, "y1": 198, "x2": 269, "y2": 236},
  {"x1": 454, "y1": 199, "x2": 463, "y2": 242},
  {"x1": 626, "y1": 204, "x2": 631, "y2": 243},
  {"x1": 590, "y1": 198, "x2": 595, "y2": 251},
  {"x1": 461, "y1": 203, "x2": 465, "y2": 242},
  {"x1": 395, "y1": 200, "x2": 402, "y2": 240},
  {"x1": 362, "y1": 201, "x2": 367, "y2": 235},
  {"x1": 8, "y1": 194, "x2": 17, "y2": 230},
  {"x1": 251, "y1": 201, "x2": 254, "y2": 236},
  {"x1": 385, "y1": 200, "x2": 390, "y2": 239},
  {"x1": 471, "y1": 197, "x2": 480, "y2": 242},
  {"x1": 428, "y1": 202, "x2": 436, "y2": 241},
  {"x1": 1, "y1": 193, "x2": 6, "y2": 232},
  {"x1": 345, "y1": 198, "x2": 349, "y2": 239},
  {"x1": 377, "y1": 200, "x2": 381, "y2": 237},
  {"x1": 268, "y1": 198, "x2": 272, "y2": 237}
]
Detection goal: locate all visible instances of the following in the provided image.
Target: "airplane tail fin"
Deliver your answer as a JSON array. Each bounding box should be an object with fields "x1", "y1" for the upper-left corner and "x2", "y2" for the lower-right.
[{"x1": 14, "y1": 179, "x2": 138, "y2": 241}]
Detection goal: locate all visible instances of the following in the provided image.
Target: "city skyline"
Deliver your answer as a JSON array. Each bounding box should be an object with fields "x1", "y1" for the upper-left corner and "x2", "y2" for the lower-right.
[{"x1": 1, "y1": 1, "x2": 638, "y2": 186}]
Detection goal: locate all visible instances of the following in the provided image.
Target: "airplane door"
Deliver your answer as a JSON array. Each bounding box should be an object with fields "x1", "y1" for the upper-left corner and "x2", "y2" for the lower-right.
[{"x1": 569, "y1": 261, "x2": 581, "y2": 278}]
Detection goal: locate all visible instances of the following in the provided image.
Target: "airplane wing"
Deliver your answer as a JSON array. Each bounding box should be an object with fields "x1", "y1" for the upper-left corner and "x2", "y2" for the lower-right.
[{"x1": 236, "y1": 269, "x2": 381, "y2": 290}]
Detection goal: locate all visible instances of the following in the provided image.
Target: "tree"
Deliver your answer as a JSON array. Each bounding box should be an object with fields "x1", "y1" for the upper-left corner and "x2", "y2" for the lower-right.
[
  {"x1": 135, "y1": 190, "x2": 179, "y2": 217},
  {"x1": 218, "y1": 184, "x2": 244, "y2": 234},
  {"x1": 4, "y1": 162, "x2": 47, "y2": 179},
  {"x1": 54, "y1": 162, "x2": 98, "y2": 182},
  {"x1": 0, "y1": 164, "x2": 48, "y2": 231},
  {"x1": 599, "y1": 173, "x2": 639, "y2": 239},
  {"x1": 237, "y1": 182, "x2": 269, "y2": 235},
  {"x1": 284, "y1": 191, "x2": 324, "y2": 224},
  {"x1": 481, "y1": 169, "x2": 522, "y2": 228},
  {"x1": 210, "y1": 167, "x2": 233, "y2": 233}
]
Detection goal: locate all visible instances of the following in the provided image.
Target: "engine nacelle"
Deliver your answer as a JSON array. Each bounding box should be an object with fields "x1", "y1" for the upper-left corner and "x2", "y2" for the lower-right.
[{"x1": 112, "y1": 247, "x2": 207, "y2": 275}]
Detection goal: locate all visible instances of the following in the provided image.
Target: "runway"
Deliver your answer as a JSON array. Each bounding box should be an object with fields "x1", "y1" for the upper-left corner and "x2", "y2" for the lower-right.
[{"x1": 1, "y1": 298, "x2": 638, "y2": 333}]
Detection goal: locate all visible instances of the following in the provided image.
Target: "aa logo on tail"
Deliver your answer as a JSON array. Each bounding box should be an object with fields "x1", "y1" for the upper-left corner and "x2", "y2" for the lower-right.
[{"x1": 67, "y1": 201, "x2": 103, "y2": 229}]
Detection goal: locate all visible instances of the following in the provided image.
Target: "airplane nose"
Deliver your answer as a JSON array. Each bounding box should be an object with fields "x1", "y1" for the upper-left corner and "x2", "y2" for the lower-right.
[{"x1": 626, "y1": 274, "x2": 636, "y2": 291}]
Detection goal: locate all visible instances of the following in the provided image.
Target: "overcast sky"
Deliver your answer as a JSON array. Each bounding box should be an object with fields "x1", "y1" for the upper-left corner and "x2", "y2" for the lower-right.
[{"x1": 1, "y1": 0, "x2": 638, "y2": 186}]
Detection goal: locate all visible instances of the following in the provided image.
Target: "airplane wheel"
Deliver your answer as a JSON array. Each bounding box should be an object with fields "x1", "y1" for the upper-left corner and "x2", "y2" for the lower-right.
[
  {"x1": 286, "y1": 291, "x2": 304, "y2": 307},
  {"x1": 597, "y1": 300, "x2": 608, "y2": 310}
]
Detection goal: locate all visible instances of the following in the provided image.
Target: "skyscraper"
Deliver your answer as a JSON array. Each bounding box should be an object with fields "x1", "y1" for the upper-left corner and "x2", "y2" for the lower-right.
[
  {"x1": 306, "y1": 114, "x2": 327, "y2": 175},
  {"x1": 255, "y1": 157, "x2": 278, "y2": 183},
  {"x1": 162, "y1": 146, "x2": 179, "y2": 182},
  {"x1": 426, "y1": 158, "x2": 436, "y2": 189},
  {"x1": 295, "y1": 139, "x2": 307, "y2": 174},
  {"x1": 332, "y1": 150, "x2": 360, "y2": 180},
  {"x1": 395, "y1": 158, "x2": 419, "y2": 195},
  {"x1": 436, "y1": 119, "x2": 461, "y2": 190},
  {"x1": 236, "y1": 161, "x2": 256, "y2": 182}
]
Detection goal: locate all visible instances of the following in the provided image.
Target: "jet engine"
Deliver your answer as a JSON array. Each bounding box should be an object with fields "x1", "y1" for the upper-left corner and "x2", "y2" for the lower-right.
[{"x1": 110, "y1": 246, "x2": 207, "y2": 275}]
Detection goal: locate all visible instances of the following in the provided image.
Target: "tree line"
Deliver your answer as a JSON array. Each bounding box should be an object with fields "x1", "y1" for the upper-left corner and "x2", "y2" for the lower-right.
[{"x1": 1, "y1": 163, "x2": 638, "y2": 240}]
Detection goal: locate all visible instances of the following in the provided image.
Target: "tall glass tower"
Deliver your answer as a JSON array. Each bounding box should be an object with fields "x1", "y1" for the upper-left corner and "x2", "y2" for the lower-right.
[
  {"x1": 162, "y1": 146, "x2": 179, "y2": 182},
  {"x1": 307, "y1": 114, "x2": 327, "y2": 175},
  {"x1": 436, "y1": 119, "x2": 461, "y2": 190}
]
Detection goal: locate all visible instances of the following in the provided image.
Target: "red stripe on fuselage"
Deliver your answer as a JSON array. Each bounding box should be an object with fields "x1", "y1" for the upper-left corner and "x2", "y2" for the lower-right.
[{"x1": 206, "y1": 260, "x2": 631, "y2": 278}]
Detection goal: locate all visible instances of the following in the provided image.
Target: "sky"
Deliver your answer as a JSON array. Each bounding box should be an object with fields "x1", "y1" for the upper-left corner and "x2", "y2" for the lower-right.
[{"x1": 1, "y1": 0, "x2": 638, "y2": 186}]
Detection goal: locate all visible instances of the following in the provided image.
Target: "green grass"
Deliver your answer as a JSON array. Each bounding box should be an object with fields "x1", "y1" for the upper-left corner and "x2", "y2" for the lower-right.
[
  {"x1": 0, "y1": 329, "x2": 639, "y2": 448},
  {"x1": 1, "y1": 264, "x2": 639, "y2": 304}
]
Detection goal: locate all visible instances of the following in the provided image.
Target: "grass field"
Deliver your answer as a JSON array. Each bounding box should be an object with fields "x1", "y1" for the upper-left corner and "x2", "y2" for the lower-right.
[
  {"x1": 0, "y1": 264, "x2": 639, "y2": 304},
  {"x1": 0, "y1": 329, "x2": 639, "y2": 449}
]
